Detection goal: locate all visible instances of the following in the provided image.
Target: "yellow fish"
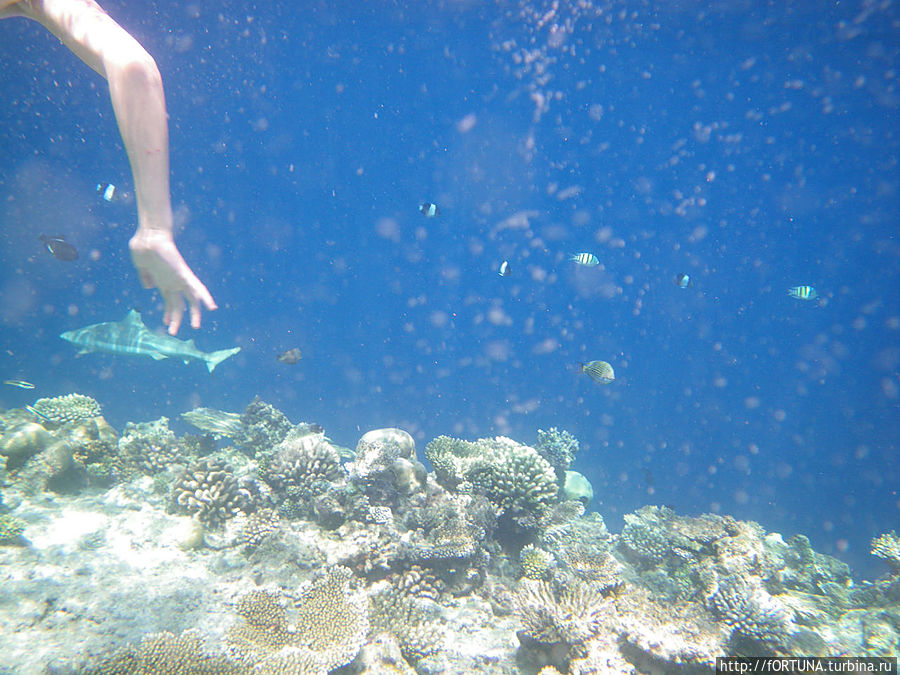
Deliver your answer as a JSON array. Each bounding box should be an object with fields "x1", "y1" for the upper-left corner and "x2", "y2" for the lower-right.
[{"x1": 581, "y1": 361, "x2": 615, "y2": 384}]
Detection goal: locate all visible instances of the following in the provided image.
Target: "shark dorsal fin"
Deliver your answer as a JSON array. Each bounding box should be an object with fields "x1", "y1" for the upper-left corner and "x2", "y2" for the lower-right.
[
  {"x1": 125, "y1": 309, "x2": 144, "y2": 325},
  {"x1": 185, "y1": 339, "x2": 197, "y2": 349}
]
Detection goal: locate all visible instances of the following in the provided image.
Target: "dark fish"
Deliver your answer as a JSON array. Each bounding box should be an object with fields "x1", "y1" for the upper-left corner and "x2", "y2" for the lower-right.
[
  {"x1": 419, "y1": 202, "x2": 440, "y2": 218},
  {"x1": 674, "y1": 273, "x2": 692, "y2": 289},
  {"x1": 39, "y1": 234, "x2": 78, "y2": 261},
  {"x1": 277, "y1": 348, "x2": 303, "y2": 364}
]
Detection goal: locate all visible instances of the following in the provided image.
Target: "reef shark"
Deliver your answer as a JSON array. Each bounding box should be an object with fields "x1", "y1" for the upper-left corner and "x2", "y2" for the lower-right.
[{"x1": 60, "y1": 310, "x2": 241, "y2": 373}]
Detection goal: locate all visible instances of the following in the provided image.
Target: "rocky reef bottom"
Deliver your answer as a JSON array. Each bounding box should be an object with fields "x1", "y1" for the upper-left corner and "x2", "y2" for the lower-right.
[{"x1": 0, "y1": 397, "x2": 898, "y2": 674}]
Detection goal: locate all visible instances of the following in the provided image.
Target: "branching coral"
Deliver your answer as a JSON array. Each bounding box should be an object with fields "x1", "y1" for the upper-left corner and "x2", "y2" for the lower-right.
[
  {"x1": 514, "y1": 578, "x2": 612, "y2": 647},
  {"x1": 27, "y1": 393, "x2": 102, "y2": 425},
  {"x1": 368, "y1": 582, "x2": 445, "y2": 662},
  {"x1": 708, "y1": 574, "x2": 793, "y2": 645},
  {"x1": 171, "y1": 458, "x2": 250, "y2": 529},
  {"x1": 871, "y1": 531, "x2": 900, "y2": 573},
  {"x1": 426, "y1": 435, "x2": 557, "y2": 523},
  {"x1": 227, "y1": 566, "x2": 368, "y2": 671}
]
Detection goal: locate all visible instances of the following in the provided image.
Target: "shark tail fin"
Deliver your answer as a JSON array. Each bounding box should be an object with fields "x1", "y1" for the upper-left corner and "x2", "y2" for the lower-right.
[{"x1": 206, "y1": 346, "x2": 241, "y2": 373}]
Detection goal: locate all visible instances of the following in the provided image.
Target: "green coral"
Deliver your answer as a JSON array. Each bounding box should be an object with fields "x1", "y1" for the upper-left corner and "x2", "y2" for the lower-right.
[
  {"x1": 0, "y1": 514, "x2": 26, "y2": 544},
  {"x1": 27, "y1": 393, "x2": 102, "y2": 425}
]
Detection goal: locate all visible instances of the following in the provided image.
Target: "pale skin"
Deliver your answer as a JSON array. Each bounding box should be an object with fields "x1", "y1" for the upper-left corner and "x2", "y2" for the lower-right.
[{"x1": 1, "y1": 0, "x2": 216, "y2": 335}]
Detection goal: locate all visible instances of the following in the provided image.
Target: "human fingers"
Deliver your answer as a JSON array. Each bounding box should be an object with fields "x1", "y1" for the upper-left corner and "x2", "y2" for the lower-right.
[{"x1": 165, "y1": 295, "x2": 185, "y2": 336}]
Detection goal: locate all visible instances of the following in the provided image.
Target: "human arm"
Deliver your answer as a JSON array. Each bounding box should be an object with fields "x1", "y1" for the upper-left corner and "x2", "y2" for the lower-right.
[{"x1": 2, "y1": 0, "x2": 216, "y2": 334}]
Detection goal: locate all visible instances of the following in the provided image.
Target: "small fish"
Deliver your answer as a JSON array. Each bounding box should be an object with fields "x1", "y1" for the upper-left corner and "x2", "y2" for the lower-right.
[
  {"x1": 39, "y1": 234, "x2": 78, "y2": 261},
  {"x1": 674, "y1": 273, "x2": 692, "y2": 289},
  {"x1": 419, "y1": 202, "x2": 440, "y2": 218},
  {"x1": 498, "y1": 260, "x2": 511, "y2": 277},
  {"x1": 581, "y1": 360, "x2": 615, "y2": 384},
  {"x1": 3, "y1": 379, "x2": 35, "y2": 389},
  {"x1": 570, "y1": 252, "x2": 599, "y2": 266},
  {"x1": 277, "y1": 347, "x2": 303, "y2": 364},
  {"x1": 181, "y1": 407, "x2": 244, "y2": 438},
  {"x1": 96, "y1": 182, "x2": 116, "y2": 202},
  {"x1": 788, "y1": 285, "x2": 818, "y2": 301}
]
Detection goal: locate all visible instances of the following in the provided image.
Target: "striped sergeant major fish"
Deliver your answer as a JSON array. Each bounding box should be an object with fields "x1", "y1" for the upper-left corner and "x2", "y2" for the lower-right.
[
  {"x1": 60, "y1": 310, "x2": 240, "y2": 373},
  {"x1": 788, "y1": 285, "x2": 818, "y2": 301},
  {"x1": 570, "y1": 252, "x2": 599, "y2": 266}
]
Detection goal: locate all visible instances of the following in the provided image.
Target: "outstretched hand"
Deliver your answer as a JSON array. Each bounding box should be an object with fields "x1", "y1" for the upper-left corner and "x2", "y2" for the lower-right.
[{"x1": 129, "y1": 229, "x2": 217, "y2": 335}]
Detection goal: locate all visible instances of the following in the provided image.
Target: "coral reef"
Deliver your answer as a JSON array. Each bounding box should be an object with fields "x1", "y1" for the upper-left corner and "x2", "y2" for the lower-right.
[
  {"x1": 708, "y1": 574, "x2": 794, "y2": 647},
  {"x1": 348, "y1": 428, "x2": 427, "y2": 503},
  {"x1": 514, "y1": 577, "x2": 612, "y2": 648},
  {"x1": 520, "y1": 544, "x2": 555, "y2": 580},
  {"x1": 171, "y1": 457, "x2": 251, "y2": 529},
  {"x1": 368, "y1": 581, "x2": 445, "y2": 662},
  {"x1": 426, "y1": 435, "x2": 558, "y2": 526},
  {"x1": 226, "y1": 566, "x2": 368, "y2": 671},
  {"x1": 26, "y1": 393, "x2": 103, "y2": 425},
  {"x1": 117, "y1": 417, "x2": 186, "y2": 476},
  {"x1": 86, "y1": 630, "x2": 242, "y2": 674},
  {"x1": 234, "y1": 397, "x2": 294, "y2": 455},
  {"x1": 871, "y1": 531, "x2": 900, "y2": 573},
  {"x1": 535, "y1": 427, "x2": 579, "y2": 477},
  {"x1": 0, "y1": 514, "x2": 26, "y2": 544},
  {"x1": 263, "y1": 427, "x2": 343, "y2": 494}
]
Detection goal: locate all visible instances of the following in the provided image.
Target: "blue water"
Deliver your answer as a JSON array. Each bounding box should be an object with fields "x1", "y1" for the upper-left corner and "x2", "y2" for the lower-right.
[{"x1": 1, "y1": 0, "x2": 897, "y2": 579}]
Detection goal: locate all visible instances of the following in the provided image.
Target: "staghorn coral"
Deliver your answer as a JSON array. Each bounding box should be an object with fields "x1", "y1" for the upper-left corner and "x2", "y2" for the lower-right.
[
  {"x1": 514, "y1": 578, "x2": 612, "y2": 647},
  {"x1": 520, "y1": 544, "x2": 556, "y2": 580},
  {"x1": 368, "y1": 582, "x2": 445, "y2": 662},
  {"x1": 708, "y1": 574, "x2": 794, "y2": 645},
  {"x1": 171, "y1": 457, "x2": 250, "y2": 529},
  {"x1": 27, "y1": 393, "x2": 103, "y2": 425}
]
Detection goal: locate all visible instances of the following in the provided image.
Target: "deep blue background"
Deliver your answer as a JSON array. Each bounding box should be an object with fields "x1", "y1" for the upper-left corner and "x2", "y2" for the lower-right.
[{"x1": 1, "y1": 0, "x2": 898, "y2": 578}]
